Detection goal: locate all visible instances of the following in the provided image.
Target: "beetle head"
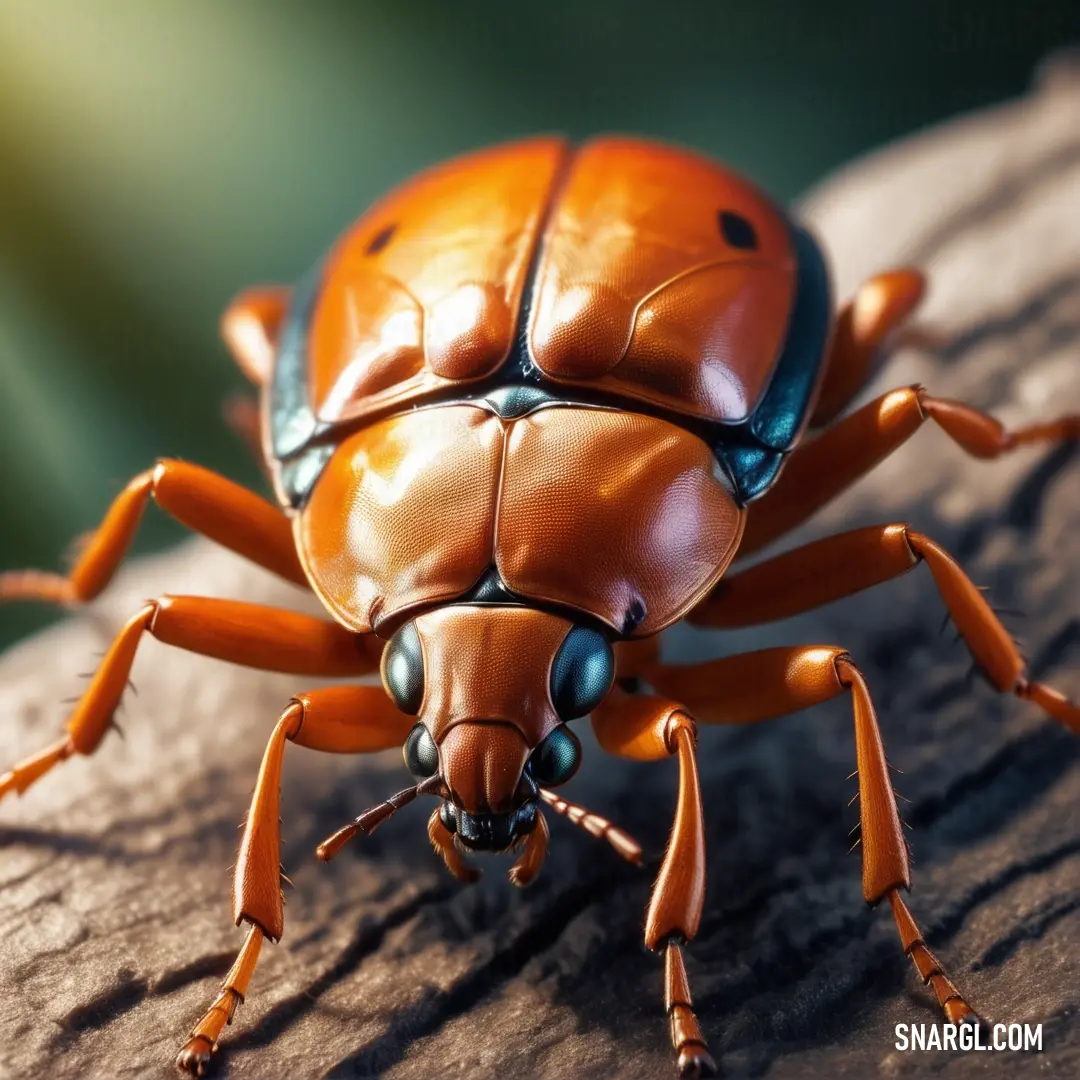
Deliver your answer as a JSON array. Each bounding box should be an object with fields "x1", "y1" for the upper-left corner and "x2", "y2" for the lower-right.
[{"x1": 382, "y1": 605, "x2": 613, "y2": 854}]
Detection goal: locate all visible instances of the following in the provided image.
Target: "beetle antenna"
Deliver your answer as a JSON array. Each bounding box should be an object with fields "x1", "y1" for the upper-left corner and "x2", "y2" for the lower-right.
[
  {"x1": 316, "y1": 774, "x2": 445, "y2": 862},
  {"x1": 539, "y1": 788, "x2": 643, "y2": 865}
]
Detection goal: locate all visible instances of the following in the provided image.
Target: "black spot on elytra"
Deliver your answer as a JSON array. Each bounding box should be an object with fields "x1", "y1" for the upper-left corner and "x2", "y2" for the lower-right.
[
  {"x1": 365, "y1": 224, "x2": 397, "y2": 256},
  {"x1": 621, "y1": 600, "x2": 646, "y2": 636},
  {"x1": 719, "y1": 210, "x2": 758, "y2": 250}
]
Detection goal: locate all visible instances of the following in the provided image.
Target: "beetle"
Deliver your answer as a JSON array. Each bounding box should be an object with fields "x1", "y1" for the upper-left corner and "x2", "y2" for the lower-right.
[{"x1": 2, "y1": 135, "x2": 1079, "y2": 1079}]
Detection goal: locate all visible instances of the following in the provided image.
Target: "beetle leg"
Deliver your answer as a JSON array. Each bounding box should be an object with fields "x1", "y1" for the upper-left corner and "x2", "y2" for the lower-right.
[
  {"x1": 0, "y1": 459, "x2": 306, "y2": 607},
  {"x1": 689, "y1": 523, "x2": 1080, "y2": 733},
  {"x1": 178, "y1": 686, "x2": 412, "y2": 1075},
  {"x1": 740, "y1": 385, "x2": 1080, "y2": 558},
  {"x1": 177, "y1": 923, "x2": 264, "y2": 1077},
  {"x1": 641, "y1": 648, "x2": 978, "y2": 1027},
  {"x1": 591, "y1": 690, "x2": 714, "y2": 1078},
  {"x1": 0, "y1": 597, "x2": 383, "y2": 802},
  {"x1": 811, "y1": 268, "x2": 927, "y2": 427},
  {"x1": 221, "y1": 285, "x2": 290, "y2": 386}
]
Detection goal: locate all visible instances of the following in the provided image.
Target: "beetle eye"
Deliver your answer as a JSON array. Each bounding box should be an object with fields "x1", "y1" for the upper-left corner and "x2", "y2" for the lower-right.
[
  {"x1": 403, "y1": 723, "x2": 439, "y2": 777},
  {"x1": 381, "y1": 621, "x2": 425, "y2": 714},
  {"x1": 528, "y1": 725, "x2": 581, "y2": 787},
  {"x1": 550, "y1": 626, "x2": 615, "y2": 720}
]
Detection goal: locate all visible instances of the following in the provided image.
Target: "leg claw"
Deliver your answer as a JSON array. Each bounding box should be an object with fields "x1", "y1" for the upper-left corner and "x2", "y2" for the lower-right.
[
  {"x1": 678, "y1": 1044, "x2": 717, "y2": 1079},
  {"x1": 176, "y1": 1035, "x2": 216, "y2": 1077},
  {"x1": 954, "y1": 1007, "x2": 987, "y2": 1031},
  {"x1": 945, "y1": 996, "x2": 979, "y2": 1026}
]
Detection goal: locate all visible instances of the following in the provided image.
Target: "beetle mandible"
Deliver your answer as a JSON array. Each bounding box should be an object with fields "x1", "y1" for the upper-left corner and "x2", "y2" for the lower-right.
[{"x1": 2, "y1": 136, "x2": 1079, "y2": 1079}]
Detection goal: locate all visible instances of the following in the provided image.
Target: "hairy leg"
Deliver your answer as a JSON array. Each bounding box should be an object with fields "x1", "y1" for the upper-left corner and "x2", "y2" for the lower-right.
[
  {"x1": 639, "y1": 647, "x2": 977, "y2": 1028},
  {"x1": 0, "y1": 597, "x2": 381, "y2": 802},
  {"x1": 690, "y1": 523, "x2": 1079, "y2": 733},
  {"x1": 0, "y1": 460, "x2": 306, "y2": 606},
  {"x1": 741, "y1": 386, "x2": 1080, "y2": 559},
  {"x1": 592, "y1": 690, "x2": 713, "y2": 1078},
  {"x1": 177, "y1": 685, "x2": 413, "y2": 1075}
]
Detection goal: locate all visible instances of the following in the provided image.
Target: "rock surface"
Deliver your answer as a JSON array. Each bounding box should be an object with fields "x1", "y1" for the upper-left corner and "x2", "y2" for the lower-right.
[{"x1": 3, "y1": 55, "x2": 1080, "y2": 1080}]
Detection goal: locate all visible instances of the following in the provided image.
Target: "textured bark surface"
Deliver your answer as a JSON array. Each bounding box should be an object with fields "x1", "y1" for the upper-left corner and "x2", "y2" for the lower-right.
[{"x1": 3, "y1": 56, "x2": 1080, "y2": 1080}]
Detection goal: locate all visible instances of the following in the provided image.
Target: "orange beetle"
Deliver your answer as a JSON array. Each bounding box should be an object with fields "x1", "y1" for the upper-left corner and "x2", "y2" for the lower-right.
[{"x1": 2, "y1": 136, "x2": 1079, "y2": 1079}]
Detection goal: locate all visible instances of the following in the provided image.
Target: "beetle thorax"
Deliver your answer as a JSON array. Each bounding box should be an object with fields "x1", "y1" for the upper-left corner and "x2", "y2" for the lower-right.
[{"x1": 295, "y1": 402, "x2": 745, "y2": 640}]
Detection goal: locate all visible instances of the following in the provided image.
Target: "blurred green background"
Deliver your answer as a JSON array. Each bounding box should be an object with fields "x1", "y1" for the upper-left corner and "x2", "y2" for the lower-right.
[{"x1": 1, "y1": 0, "x2": 1078, "y2": 649}]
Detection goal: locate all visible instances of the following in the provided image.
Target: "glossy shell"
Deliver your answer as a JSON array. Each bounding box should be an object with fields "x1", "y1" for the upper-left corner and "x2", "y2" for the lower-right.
[
  {"x1": 295, "y1": 404, "x2": 744, "y2": 638},
  {"x1": 266, "y1": 136, "x2": 832, "y2": 508},
  {"x1": 307, "y1": 139, "x2": 563, "y2": 425}
]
